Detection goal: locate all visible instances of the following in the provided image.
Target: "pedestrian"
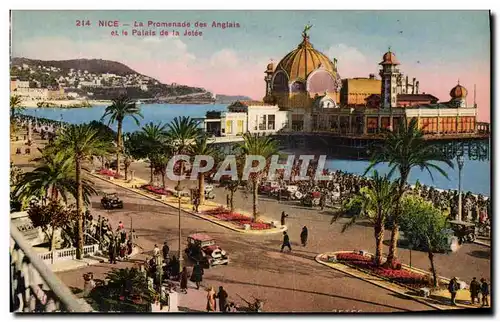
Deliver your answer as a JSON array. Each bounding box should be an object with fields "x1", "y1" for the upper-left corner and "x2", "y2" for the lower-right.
[
  {"x1": 225, "y1": 302, "x2": 237, "y2": 312},
  {"x1": 216, "y1": 286, "x2": 228, "y2": 312},
  {"x1": 120, "y1": 228, "x2": 127, "y2": 244},
  {"x1": 448, "y1": 277, "x2": 459, "y2": 306},
  {"x1": 280, "y1": 211, "x2": 288, "y2": 226},
  {"x1": 191, "y1": 261, "x2": 204, "y2": 290},
  {"x1": 480, "y1": 278, "x2": 489, "y2": 307},
  {"x1": 162, "y1": 241, "x2": 170, "y2": 263},
  {"x1": 469, "y1": 277, "x2": 480, "y2": 304},
  {"x1": 127, "y1": 239, "x2": 133, "y2": 256},
  {"x1": 169, "y1": 256, "x2": 180, "y2": 279},
  {"x1": 280, "y1": 231, "x2": 292, "y2": 252},
  {"x1": 108, "y1": 239, "x2": 117, "y2": 264},
  {"x1": 180, "y1": 267, "x2": 189, "y2": 294},
  {"x1": 206, "y1": 286, "x2": 216, "y2": 312},
  {"x1": 118, "y1": 221, "x2": 124, "y2": 230},
  {"x1": 194, "y1": 196, "x2": 200, "y2": 212},
  {"x1": 153, "y1": 244, "x2": 160, "y2": 265},
  {"x1": 300, "y1": 226, "x2": 308, "y2": 246}
]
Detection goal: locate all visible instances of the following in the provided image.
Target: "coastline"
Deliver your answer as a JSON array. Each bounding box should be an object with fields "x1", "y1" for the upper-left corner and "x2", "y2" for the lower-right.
[{"x1": 22, "y1": 99, "x2": 112, "y2": 108}]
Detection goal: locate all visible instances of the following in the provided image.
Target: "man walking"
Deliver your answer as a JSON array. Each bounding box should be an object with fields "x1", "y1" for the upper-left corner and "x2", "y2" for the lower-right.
[
  {"x1": 480, "y1": 278, "x2": 489, "y2": 307},
  {"x1": 300, "y1": 226, "x2": 308, "y2": 247},
  {"x1": 191, "y1": 261, "x2": 204, "y2": 290},
  {"x1": 280, "y1": 231, "x2": 292, "y2": 252},
  {"x1": 469, "y1": 277, "x2": 480, "y2": 305},
  {"x1": 153, "y1": 244, "x2": 160, "y2": 265},
  {"x1": 216, "y1": 286, "x2": 229, "y2": 312},
  {"x1": 108, "y1": 239, "x2": 117, "y2": 264},
  {"x1": 448, "y1": 277, "x2": 459, "y2": 306},
  {"x1": 162, "y1": 241, "x2": 170, "y2": 263}
]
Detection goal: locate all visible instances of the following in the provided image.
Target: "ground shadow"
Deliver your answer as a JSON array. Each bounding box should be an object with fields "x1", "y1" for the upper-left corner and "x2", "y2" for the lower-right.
[
  {"x1": 70, "y1": 286, "x2": 83, "y2": 295},
  {"x1": 203, "y1": 276, "x2": 412, "y2": 312},
  {"x1": 468, "y1": 250, "x2": 490, "y2": 259}
]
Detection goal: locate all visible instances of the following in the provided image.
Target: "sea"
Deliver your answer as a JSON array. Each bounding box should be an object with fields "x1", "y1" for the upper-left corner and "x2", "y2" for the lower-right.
[{"x1": 21, "y1": 103, "x2": 491, "y2": 196}]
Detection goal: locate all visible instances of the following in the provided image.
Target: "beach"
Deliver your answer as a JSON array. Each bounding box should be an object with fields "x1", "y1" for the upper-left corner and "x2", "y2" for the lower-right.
[{"x1": 21, "y1": 99, "x2": 112, "y2": 108}]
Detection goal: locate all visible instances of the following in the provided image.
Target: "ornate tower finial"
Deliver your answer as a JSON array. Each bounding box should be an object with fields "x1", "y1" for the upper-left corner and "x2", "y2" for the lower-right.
[
  {"x1": 388, "y1": 46, "x2": 392, "y2": 52},
  {"x1": 457, "y1": 79, "x2": 460, "y2": 85},
  {"x1": 302, "y1": 23, "x2": 313, "y2": 38}
]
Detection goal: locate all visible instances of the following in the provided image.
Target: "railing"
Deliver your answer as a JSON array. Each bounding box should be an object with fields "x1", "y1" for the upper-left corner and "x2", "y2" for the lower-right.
[
  {"x1": 10, "y1": 224, "x2": 94, "y2": 312},
  {"x1": 37, "y1": 244, "x2": 99, "y2": 264}
]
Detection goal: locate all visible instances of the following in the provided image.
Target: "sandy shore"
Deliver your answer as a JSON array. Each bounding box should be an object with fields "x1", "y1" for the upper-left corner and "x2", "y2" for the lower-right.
[{"x1": 22, "y1": 99, "x2": 112, "y2": 108}]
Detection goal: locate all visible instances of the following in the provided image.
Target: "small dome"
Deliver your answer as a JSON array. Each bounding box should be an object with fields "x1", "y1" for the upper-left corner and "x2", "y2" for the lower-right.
[
  {"x1": 379, "y1": 50, "x2": 400, "y2": 65},
  {"x1": 450, "y1": 83, "x2": 467, "y2": 99},
  {"x1": 266, "y1": 62, "x2": 274, "y2": 72}
]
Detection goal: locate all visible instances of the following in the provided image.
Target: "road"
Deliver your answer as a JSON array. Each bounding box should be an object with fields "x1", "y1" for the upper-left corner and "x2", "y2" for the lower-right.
[{"x1": 56, "y1": 176, "x2": 434, "y2": 312}]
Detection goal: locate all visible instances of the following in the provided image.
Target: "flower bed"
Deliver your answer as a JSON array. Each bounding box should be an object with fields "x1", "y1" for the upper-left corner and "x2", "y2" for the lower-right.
[
  {"x1": 335, "y1": 252, "x2": 429, "y2": 289},
  {"x1": 99, "y1": 168, "x2": 121, "y2": 179},
  {"x1": 141, "y1": 184, "x2": 172, "y2": 196},
  {"x1": 203, "y1": 206, "x2": 272, "y2": 230}
]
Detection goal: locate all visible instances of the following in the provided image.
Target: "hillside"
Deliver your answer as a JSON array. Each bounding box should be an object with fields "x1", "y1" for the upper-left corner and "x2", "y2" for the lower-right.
[
  {"x1": 11, "y1": 58, "x2": 137, "y2": 76},
  {"x1": 215, "y1": 94, "x2": 253, "y2": 104}
]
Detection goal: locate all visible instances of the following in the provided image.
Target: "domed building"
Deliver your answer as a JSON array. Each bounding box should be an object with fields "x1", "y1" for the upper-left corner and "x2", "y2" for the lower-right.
[{"x1": 263, "y1": 28, "x2": 342, "y2": 130}]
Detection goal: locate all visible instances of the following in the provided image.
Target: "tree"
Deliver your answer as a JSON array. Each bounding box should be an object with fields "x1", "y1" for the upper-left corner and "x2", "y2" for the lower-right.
[
  {"x1": 399, "y1": 195, "x2": 452, "y2": 287},
  {"x1": 334, "y1": 171, "x2": 398, "y2": 266},
  {"x1": 55, "y1": 124, "x2": 114, "y2": 259},
  {"x1": 365, "y1": 118, "x2": 453, "y2": 267},
  {"x1": 88, "y1": 268, "x2": 154, "y2": 312},
  {"x1": 238, "y1": 133, "x2": 279, "y2": 220},
  {"x1": 129, "y1": 122, "x2": 169, "y2": 184},
  {"x1": 10, "y1": 94, "x2": 24, "y2": 119},
  {"x1": 188, "y1": 135, "x2": 219, "y2": 205},
  {"x1": 101, "y1": 95, "x2": 143, "y2": 176},
  {"x1": 13, "y1": 149, "x2": 96, "y2": 206},
  {"x1": 27, "y1": 201, "x2": 78, "y2": 251}
]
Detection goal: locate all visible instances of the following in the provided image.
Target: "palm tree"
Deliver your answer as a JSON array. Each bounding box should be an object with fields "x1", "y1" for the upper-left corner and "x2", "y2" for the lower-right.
[
  {"x1": 238, "y1": 133, "x2": 279, "y2": 220},
  {"x1": 335, "y1": 171, "x2": 398, "y2": 266},
  {"x1": 13, "y1": 148, "x2": 96, "y2": 205},
  {"x1": 55, "y1": 124, "x2": 114, "y2": 259},
  {"x1": 130, "y1": 122, "x2": 169, "y2": 184},
  {"x1": 101, "y1": 95, "x2": 143, "y2": 176},
  {"x1": 364, "y1": 118, "x2": 453, "y2": 267},
  {"x1": 188, "y1": 135, "x2": 219, "y2": 205},
  {"x1": 10, "y1": 94, "x2": 24, "y2": 119}
]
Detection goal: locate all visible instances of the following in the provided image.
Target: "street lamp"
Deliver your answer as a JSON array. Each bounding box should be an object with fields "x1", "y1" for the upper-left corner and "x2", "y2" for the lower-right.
[
  {"x1": 457, "y1": 154, "x2": 465, "y2": 222},
  {"x1": 175, "y1": 182, "x2": 183, "y2": 272}
]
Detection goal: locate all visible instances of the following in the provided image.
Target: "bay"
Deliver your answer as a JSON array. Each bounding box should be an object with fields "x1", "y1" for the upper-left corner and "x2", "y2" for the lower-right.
[{"x1": 21, "y1": 104, "x2": 490, "y2": 196}]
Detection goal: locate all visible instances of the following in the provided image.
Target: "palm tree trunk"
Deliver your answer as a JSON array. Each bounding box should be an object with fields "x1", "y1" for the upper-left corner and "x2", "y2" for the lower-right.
[
  {"x1": 75, "y1": 158, "x2": 84, "y2": 260},
  {"x1": 198, "y1": 173, "x2": 205, "y2": 205},
  {"x1": 252, "y1": 178, "x2": 258, "y2": 221},
  {"x1": 116, "y1": 121, "x2": 122, "y2": 176},
  {"x1": 124, "y1": 159, "x2": 129, "y2": 181},
  {"x1": 428, "y1": 250, "x2": 438, "y2": 287},
  {"x1": 161, "y1": 169, "x2": 166, "y2": 188},
  {"x1": 387, "y1": 172, "x2": 409, "y2": 267},
  {"x1": 150, "y1": 163, "x2": 154, "y2": 184},
  {"x1": 230, "y1": 187, "x2": 235, "y2": 212},
  {"x1": 49, "y1": 230, "x2": 56, "y2": 252},
  {"x1": 374, "y1": 218, "x2": 385, "y2": 266}
]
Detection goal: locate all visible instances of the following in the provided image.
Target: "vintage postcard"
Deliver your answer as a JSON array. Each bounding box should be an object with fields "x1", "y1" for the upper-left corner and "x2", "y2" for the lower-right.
[{"x1": 9, "y1": 10, "x2": 491, "y2": 313}]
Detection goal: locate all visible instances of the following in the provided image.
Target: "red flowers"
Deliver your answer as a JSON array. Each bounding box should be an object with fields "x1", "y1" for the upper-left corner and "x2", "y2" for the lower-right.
[
  {"x1": 203, "y1": 207, "x2": 272, "y2": 230},
  {"x1": 99, "y1": 168, "x2": 121, "y2": 178},
  {"x1": 141, "y1": 185, "x2": 172, "y2": 196},
  {"x1": 336, "y1": 252, "x2": 428, "y2": 288}
]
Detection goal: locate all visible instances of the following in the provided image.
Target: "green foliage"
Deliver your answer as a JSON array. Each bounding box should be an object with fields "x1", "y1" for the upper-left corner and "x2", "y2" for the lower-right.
[
  {"x1": 399, "y1": 195, "x2": 451, "y2": 253},
  {"x1": 10, "y1": 95, "x2": 24, "y2": 119},
  {"x1": 166, "y1": 116, "x2": 202, "y2": 155},
  {"x1": 88, "y1": 268, "x2": 154, "y2": 312},
  {"x1": 88, "y1": 121, "x2": 117, "y2": 143},
  {"x1": 102, "y1": 95, "x2": 143, "y2": 126},
  {"x1": 13, "y1": 149, "x2": 97, "y2": 205}
]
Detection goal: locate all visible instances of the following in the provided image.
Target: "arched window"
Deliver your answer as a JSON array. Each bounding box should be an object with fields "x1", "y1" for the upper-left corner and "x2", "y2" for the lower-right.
[
  {"x1": 272, "y1": 72, "x2": 289, "y2": 93},
  {"x1": 307, "y1": 70, "x2": 336, "y2": 93}
]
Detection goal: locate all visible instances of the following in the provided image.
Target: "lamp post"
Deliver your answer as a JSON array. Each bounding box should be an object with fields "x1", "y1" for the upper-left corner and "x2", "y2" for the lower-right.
[
  {"x1": 176, "y1": 182, "x2": 183, "y2": 272},
  {"x1": 457, "y1": 154, "x2": 465, "y2": 222}
]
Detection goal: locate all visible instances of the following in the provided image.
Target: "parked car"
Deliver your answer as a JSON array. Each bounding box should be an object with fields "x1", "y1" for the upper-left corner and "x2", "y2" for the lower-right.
[
  {"x1": 204, "y1": 185, "x2": 215, "y2": 200},
  {"x1": 258, "y1": 181, "x2": 280, "y2": 195},
  {"x1": 185, "y1": 233, "x2": 229, "y2": 268},
  {"x1": 448, "y1": 220, "x2": 477, "y2": 244},
  {"x1": 101, "y1": 193, "x2": 124, "y2": 209}
]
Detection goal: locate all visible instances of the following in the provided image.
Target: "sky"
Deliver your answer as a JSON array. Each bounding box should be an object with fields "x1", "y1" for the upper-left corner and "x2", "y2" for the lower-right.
[{"x1": 11, "y1": 10, "x2": 491, "y2": 121}]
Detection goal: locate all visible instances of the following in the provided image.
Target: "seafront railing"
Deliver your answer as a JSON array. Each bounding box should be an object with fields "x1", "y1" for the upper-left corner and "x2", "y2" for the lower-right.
[{"x1": 10, "y1": 223, "x2": 94, "y2": 312}]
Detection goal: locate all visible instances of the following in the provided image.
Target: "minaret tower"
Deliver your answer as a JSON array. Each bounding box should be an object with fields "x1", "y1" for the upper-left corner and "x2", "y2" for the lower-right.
[
  {"x1": 264, "y1": 60, "x2": 274, "y2": 97},
  {"x1": 379, "y1": 48, "x2": 401, "y2": 108}
]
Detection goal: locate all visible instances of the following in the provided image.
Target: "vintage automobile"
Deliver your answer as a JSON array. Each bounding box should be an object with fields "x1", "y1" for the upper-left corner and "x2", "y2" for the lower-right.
[
  {"x1": 277, "y1": 185, "x2": 303, "y2": 201},
  {"x1": 258, "y1": 181, "x2": 280, "y2": 195},
  {"x1": 448, "y1": 220, "x2": 478, "y2": 244},
  {"x1": 301, "y1": 191, "x2": 322, "y2": 207},
  {"x1": 204, "y1": 184, "x2": 215, "y2": 200},
  {"x1": 101, "y1": 193, "x2": 124, "y2": 209},
  {"x1": 185, "y1": 233, "x2": 229, "y2": 268}
]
